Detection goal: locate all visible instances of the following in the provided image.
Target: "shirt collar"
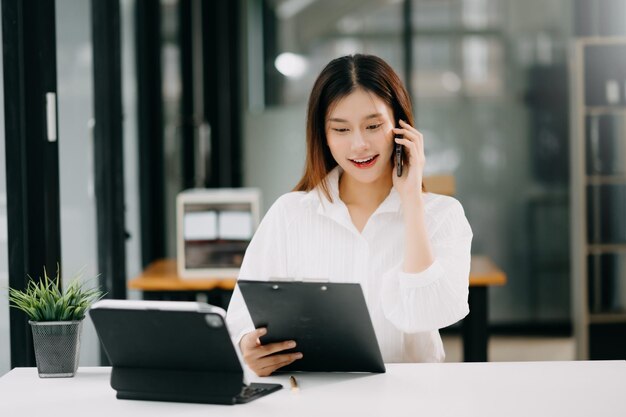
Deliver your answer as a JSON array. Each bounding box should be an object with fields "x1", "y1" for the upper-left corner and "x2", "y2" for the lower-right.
[
  {"x1": 301, "y1": 167, "x2": 402, "y2": 220},
  {"x1": 301, "y1": 167, "x2": 350, "y2": 229}
]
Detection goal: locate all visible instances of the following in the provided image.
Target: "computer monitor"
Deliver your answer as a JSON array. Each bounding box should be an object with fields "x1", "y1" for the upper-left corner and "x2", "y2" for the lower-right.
[{"x1": 176, "y1": 188, "x2": 261, "y2": 278}]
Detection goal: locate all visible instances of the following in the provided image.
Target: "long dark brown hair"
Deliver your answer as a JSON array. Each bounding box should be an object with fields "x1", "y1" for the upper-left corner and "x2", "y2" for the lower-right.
[{"x1": 294, "y1": 54, "x2": 419, "y2": 201}]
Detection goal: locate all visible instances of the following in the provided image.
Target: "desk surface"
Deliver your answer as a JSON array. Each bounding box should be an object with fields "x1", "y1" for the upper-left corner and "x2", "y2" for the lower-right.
[
  {"x1": 0, "y1": 361, "x2": 623, "y2": 417},
  {"x1": 129, "y1": 256, "x2": 506, "y2": 292}
]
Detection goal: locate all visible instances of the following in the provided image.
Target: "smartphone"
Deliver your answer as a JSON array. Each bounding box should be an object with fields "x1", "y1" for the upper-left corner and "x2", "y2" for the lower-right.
[{"x1": 395, "y1": 122, "x2": 404, "y2": 177}]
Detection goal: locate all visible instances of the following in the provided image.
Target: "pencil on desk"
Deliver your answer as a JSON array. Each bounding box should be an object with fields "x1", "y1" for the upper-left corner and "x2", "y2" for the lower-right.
[{"x1": 289, "y1": 375, "x2": 299, "y2": 392}]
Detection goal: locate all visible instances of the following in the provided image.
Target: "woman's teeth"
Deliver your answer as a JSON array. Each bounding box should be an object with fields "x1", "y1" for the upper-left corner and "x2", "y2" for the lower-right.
[{"x1": 350, "y1": 155, "x2": 378, "y2": 167}]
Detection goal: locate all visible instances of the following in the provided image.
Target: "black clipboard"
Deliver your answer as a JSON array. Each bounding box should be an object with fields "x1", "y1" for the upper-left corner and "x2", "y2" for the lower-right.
[
  {"x1": 89, "y1": 300, "x2": 282, "y2": 404},
  {"x1": 238, "y1": 280, "x2": 385, "y2": 373}
]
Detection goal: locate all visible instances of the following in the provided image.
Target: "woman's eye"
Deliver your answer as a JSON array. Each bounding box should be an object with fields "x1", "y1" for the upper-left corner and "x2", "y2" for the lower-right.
[
  {"x1": 367, "y1": 123, "x2": 383, "y2": 130},
  {"x1": 332, "y1": 128, "x2": 349, "y2": 133}
]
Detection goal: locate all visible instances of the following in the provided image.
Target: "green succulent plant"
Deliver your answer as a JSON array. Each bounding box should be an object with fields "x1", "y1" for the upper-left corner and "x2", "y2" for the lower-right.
[{"x1": 8, "y1": 266, "x2": 105, "y2": 322}]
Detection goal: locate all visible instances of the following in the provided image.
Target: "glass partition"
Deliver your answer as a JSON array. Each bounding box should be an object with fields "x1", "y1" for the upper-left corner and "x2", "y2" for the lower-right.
[
  {"x1": 0, "y1": 4, "x2": 10, "y2": 376},
  {"x1": 56, "y1": 0, "x2": 100, "y2": 365},
  {"x1": 244, "y1": 0, "x2": 574, "y2": 324}
]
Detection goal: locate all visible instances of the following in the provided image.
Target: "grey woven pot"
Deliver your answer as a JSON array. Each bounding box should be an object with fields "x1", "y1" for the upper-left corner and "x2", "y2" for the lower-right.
[{"x1": 29, "y1": 320, "x2": 83, "y2": 378}]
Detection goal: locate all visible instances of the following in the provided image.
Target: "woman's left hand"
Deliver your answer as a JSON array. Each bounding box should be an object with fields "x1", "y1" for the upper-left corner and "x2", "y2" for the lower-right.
[{"x1": 392, "y1": 119, "x2": 425, "y2": 203}]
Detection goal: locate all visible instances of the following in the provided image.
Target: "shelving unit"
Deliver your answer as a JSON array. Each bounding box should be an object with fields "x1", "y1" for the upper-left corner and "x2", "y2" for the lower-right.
[{"x1": 571, "y1": 37, "x2": 626, "y2": 359}]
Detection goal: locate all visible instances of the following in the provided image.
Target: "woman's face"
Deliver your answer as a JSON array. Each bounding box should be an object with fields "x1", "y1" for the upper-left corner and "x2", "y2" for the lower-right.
[{"x1": 326, "y1": 88, "x2": 395, "y2": 185}]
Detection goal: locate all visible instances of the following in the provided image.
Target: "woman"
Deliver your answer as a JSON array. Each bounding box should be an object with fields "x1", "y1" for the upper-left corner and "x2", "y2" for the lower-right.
[{"x1": 226, "y1": 54, "x2": 472, "y2": 376}]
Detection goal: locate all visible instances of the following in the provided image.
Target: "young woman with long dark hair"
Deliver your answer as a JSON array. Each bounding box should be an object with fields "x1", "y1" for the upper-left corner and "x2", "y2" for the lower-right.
[{"x1": 227, "y1": 54, "x2": 472, "y2": 376}]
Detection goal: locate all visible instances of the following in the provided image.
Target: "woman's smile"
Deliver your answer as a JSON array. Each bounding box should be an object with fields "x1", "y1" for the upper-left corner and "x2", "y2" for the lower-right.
[{"x1": 349, "y1": 154, "x2": 379, "y2": 168}]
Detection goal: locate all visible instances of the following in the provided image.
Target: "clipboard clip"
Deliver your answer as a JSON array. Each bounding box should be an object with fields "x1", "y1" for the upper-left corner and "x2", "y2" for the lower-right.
[
  {"x1": 267, "y1": 277, "x2": 330, "y2": 291},
  {"x1": 301, "y1": 277, "x2": 330, "y2": 292},
  {"x1": 268, "y1": 276, "x2": 294, "y2": 282},
  {"x1": 268, "y1": 277, "x2": 329, "y2": 283},
  {"x1": 300, "y1": 277, "x2": 329, "y2": 283}
]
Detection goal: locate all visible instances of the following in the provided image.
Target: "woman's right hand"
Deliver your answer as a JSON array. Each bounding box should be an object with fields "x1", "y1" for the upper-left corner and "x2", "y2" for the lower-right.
[{"x1": 239, "y1": 327, "x2": 303, "y2": 376}]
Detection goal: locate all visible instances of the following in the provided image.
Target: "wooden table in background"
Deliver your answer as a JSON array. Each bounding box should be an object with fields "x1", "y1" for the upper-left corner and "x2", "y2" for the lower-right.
[
  {"x1": 128, "y1": 259, "x2": 236, "y2": 307},
  {"x1": 128, "y1": 259, "x2": 236, "y2": 292},
  {"x1": 129, "y1": 256, "x2": 506, "y2": 362}
]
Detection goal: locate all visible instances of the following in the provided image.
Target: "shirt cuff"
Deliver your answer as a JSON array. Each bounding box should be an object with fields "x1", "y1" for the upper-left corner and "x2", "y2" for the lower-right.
[
  {"x1": 398, "y1": 259, "x2": 445, "y2": 290},
  {"x1": 232, "y1": 325, "x2": 256, "y2": 353}
]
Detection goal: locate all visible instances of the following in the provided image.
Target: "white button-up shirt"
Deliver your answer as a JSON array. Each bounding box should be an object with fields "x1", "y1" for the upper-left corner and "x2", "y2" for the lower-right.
[{"x1": 226, "y1": 167, "x2": 472, "y2": 363}]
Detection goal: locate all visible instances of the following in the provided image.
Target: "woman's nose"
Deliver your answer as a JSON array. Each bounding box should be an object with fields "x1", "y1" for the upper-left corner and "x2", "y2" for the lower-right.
[{"x1": 351, "y1": 132, "x2": 368, "y2": 151}]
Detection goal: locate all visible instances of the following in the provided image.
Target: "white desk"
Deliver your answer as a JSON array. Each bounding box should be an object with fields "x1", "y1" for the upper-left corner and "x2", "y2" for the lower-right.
[{"x1": 0, "y1": 361, "x2": 624, "y2": 417}]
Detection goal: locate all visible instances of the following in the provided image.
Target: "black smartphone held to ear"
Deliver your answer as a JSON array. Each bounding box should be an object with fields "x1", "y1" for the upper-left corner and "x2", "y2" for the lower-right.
[{"x1": 395, "y1": 122, "x2": 404, "y2": 177}]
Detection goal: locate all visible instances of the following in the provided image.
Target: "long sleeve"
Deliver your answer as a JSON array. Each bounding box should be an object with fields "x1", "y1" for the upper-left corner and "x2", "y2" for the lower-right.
[
  {"x1": 381, "y1": 197, "x2": 472, "y2": 333},
  {"x1": 226, "y1": 196, "x2": 290, "y2": 349}
]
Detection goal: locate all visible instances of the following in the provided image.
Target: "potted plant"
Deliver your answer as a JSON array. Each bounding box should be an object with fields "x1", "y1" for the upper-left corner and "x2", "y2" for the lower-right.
[{"x1": 8, "y1": 266, "x2": 104, "y2": 378}]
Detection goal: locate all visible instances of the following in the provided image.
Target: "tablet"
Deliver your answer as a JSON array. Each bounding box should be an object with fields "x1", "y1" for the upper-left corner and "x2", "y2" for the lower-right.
[
  {"x1": 89, "y1": 300, "x2": 282, "y2": 404},
  {"x1": 238, "y1": 280, "x2": 385, "y2": 373}
]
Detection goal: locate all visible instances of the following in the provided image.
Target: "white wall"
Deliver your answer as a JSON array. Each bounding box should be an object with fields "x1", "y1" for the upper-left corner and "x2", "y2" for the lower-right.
[{"x1": 243, "y1": 105, "x2": 307, "y2": 213}]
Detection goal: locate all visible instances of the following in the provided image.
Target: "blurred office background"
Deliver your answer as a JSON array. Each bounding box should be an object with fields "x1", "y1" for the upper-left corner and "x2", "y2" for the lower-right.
[{"x1": 1, "y1": 0, "x2": 625, "y2": 374}]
